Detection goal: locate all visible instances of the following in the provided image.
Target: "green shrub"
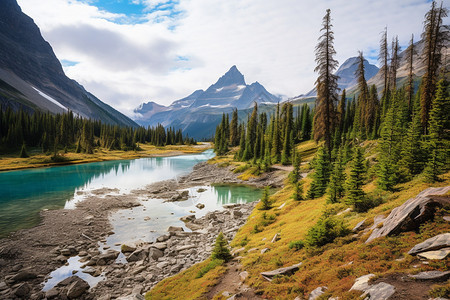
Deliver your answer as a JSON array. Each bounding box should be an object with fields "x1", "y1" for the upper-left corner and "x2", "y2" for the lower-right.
[
  {"x1": 259, "y1": 187, "x2": 272, "y2": 210},
  {"x1": 305, "y1": 216, "x2": 350, "y2": 247},
  {"x1": 429, "y1": 285, "x2": 450, "y2": 298},
  {"x1": 195, "y1": 259, "x2": 224, "y2": 278},
  {"x1": 211, "y1": 232, "x2": 232, "y2": 261},
  {"x1": 288, "y1": 240, "x2": 305, "y2": 251},
  {"x1": 240, "y1": 236, "x2": 249, "y2": 246}
]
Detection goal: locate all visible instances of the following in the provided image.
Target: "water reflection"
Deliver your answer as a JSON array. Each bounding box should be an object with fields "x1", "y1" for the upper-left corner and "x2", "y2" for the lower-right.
[{"x1": 0, "y1": 150, "x2": 214, "y2": 237}]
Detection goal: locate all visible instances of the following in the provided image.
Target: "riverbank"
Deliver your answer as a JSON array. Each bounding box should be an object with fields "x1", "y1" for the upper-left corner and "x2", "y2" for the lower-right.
[
  {"x1": 0, "y1": 155, "x2": 289, "y2": 299},
  {"x1": 0, "y1": 143, "x2": 211, "y2": 172}
]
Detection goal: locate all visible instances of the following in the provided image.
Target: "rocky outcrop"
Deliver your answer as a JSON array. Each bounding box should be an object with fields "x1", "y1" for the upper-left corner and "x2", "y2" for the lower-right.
[
  {"x1": 409, "y1": 270, "x2": 450, "y2": 281},
  {"x1": 260, "y1": 262, "x2": 302, "y2": 281},
  {"x1": 350, "y1": 274, "x2": 395, "y2": 300},
  {"x1": 366, "y1": 187, "x2": 450, "y2": 243},
  {"x1": 408, "y1": 233, "x2": 450, "y2": 255},
  {"x1": 89, "y1": 202, "x2": 257, "y2": 298}
]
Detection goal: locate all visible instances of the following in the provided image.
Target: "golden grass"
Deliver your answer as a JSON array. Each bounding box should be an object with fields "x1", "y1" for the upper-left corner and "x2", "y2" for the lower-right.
[
  {"x1": 0, "y1": 143, "x2": 211, "y2": 172},
  {"x1": 145, "y1": 258, "x2": 226, "y2": 300},
  {"x1": 143, "y1": 140, "x2": 449, "y2": 299}
]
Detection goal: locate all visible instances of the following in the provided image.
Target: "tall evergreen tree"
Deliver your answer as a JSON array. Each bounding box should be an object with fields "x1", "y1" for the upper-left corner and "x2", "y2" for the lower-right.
[
  {"x1": 229, "y1": 109, "x2": 239, "y2": 146},
  {"x1": 307, "y1": 146, "x2": 331, "y2": 199},
  {"x1": 379, "y1": 27, "x2": 390, "y2": 114},
  {"x1": 423, "y1": 79, "x2": 449, "y2": 182},
  {"x1": 389, "y1": 36, "x2": 401, "y2": 92},
  {"x1": 345, "y1": 146, "x2": 367, "y2": 212},
  {"x1": 405, "y1": 34, "x2": 416, "y2": 113},
  {"x1": 313, "y1": 9, "x2": 339, "y2": 154},
  {"x1": 420, "y1": 1, "x2": 449, "y2": 133},
  {"x1": 327, "y1": 148, "x2": 345, "y2": 203}
]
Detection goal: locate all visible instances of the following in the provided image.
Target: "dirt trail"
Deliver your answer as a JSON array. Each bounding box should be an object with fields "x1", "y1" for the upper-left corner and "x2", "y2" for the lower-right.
[{"x1": 205, "y1": 258, "x2": 261, "y2": 299}]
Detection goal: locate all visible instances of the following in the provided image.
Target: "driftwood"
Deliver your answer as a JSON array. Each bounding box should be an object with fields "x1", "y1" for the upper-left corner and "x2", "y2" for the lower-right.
[{"x1": 260, "y1": 262, "x2": 302, "y2": 281}]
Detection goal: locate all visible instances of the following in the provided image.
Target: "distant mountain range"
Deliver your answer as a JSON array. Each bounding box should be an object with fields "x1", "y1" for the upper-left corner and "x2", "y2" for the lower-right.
[
  {"x1": 300, "y1": 56, "x2": 379, "y2": 98},
  {"x1": 134, "y1": 66, "x2": 281, "y2": 139},
  {"x1": 0, "y1": 0, "x2": 137, "y2": 127}
]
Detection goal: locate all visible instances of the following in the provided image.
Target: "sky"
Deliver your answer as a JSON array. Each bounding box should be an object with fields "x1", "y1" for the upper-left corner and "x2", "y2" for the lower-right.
[{"x1": 16, "y1": 0, "x2": 445, "y2": 117}]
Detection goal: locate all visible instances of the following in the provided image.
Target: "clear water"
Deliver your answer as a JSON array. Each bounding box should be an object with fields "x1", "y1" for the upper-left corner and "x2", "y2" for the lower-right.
[
  {"x1": 0, "y1": 150, "x2": 215, "y2": 238},
  {"x1": 104, "y1": 184, "x2": 262, "y2": 250}
]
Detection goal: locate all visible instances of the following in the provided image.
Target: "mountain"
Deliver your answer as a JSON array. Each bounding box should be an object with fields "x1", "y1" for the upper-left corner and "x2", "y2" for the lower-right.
[
  {"x1": 134, "y1": 66, "x2": 281, "y2": 139},
  {"x1": 302, "y1": 57, "x2": 379, "y2": 97},
  {"x1": 0, "y1": 0, "x2": 137, "y2": 127}
]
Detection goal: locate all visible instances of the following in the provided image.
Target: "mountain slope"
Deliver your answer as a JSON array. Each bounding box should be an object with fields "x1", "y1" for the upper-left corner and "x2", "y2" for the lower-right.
[
  {"x1": 302, "y1": 57, "x2": 379, "y2": 97},
  {"x1": 134, "y1": 66, "x2": 281, "y2": 139},
  {"x1": 0, "y1": 0, "x2": 137, "y2": 127}
]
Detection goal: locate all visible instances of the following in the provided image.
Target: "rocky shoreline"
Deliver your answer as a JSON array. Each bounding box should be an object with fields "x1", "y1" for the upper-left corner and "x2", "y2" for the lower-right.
[{"x1": 0, "y1": 160, "x2": 288, "y2": 299}]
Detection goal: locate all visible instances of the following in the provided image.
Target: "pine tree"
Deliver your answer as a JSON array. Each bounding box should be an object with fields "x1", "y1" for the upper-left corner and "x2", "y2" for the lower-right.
[
  {"x1": 313, "y1": 9, "x2": 339, "y2": 154},
  {"x1": 281, "y1": 103, "x2": 293, "y2": 165},
  {"x1": 293, "y1": 179, "x2": 304, "y2": 201},
  {"x1": 260, "y1": 186, "x2": 272, "y2": 210},
  {"x1": 420, "y1": 1, "x2": 449, "y2": 133},
  {"x1": 423, "y1": 79, "x2": 449, "y2": 182},
  {"x1": 389, "y1": 36, "x2": 400, "y2": 92},
  {"x1": 211, "y1": 232, "x2": 232, "y2": 262},
  {"x1": 345, "y1": 146, "x2": 367, "y2": 212},
  {"x1": 405, "y1": 34, "x2": 416, "y2": 113},
  {"x1": 19, "y1": 143, "x2": 28, "y2": 158},
  {"x1": 307, "y1": 146, "x2": 331, "y2": 199},
  {"x1": 379, "y1": 27, "x2": 390, "y2": 115},
  {"x1": 327, "y1": 148, "x2": 345, "y2": 203},
  {"x1": 229, "y1": 109, "x2": 239, "y2": 146}
]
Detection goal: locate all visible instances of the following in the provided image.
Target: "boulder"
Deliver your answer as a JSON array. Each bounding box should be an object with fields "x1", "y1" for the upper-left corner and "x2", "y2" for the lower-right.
[
  {"x1": 14, "y1": 282, "x2": 30, "y2": 298},
  {"x1": 309, "y1": 286, "x2": 327, "y2": 300},
  {"x1": 366, "y1": 187, "x2": 450, "y2": 243},
  {"x1": 156, "y1": 261, "x2": 169, "y2": 269},
  {"x1": 350, "y1": 274, "x2": 375, "y2": 291},
  {"x1": 0, "y1": 281, "x2": 7, "y2": 291},
  {"x1": 11, "y1": 271, "x2": 37, "y2": 282},
  {"x1": 121, "y1": 244, "x2": 136, "y2": 253},
  {"x1": 127, "y1": 249, "x2": 147, "y2": 262},
  {"x1": 409, "y1": 270, "x2": 450, "y2": 281},
  {"x1": 271, "y1": 233, "x2": 280, "y2": 243},
  {"x1": 196, "y1": 203, "x2": 205, "y2": 209},
  {"x1": 151, "y1": 242, "x2": 168, "y2": 251},
  {"x1": 417, "y1": 248, "x2": 450, "y2": 260},
  {"x1": 261, "y1": 262, "x2": 302, "y2": 281},
  {"x1": 408, "y1": 233, "x2": 450, "y2": 255},
  {"x1": 167, "y1": 226, "x2": 184, "y2": 233},
  {"x1": 352, "y1": 219, "x2": 366, "y2": 232},
  {"x1": 156, "y1": 234, "x2": 170, "y2": 242},
  {"x1": 362, "y1": 282, "x2": 395, "y2": 300},
  {"x1": 45, "y1": 288, "x2": 60, "y2": 299},
  {"x1": 66, "y1": 277, "x2": 89, "y2": 299},
  {"x1": 180, "y1": 215, "x2": 196, "y2": 222},
  {"x1": 232, "y1": 210, "x2": 243, "y2": 219},
  {"x1": 239, "y1": 271, "x2": 249, "y2": 282},
  {"x1": 149, "y1": 248, "x2": 164, "y2": 260}
]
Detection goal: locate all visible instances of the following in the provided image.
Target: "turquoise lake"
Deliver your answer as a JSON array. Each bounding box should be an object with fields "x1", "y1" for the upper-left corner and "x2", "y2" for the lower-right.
[{"x1": 0, "y1": 150, "x2": 261, "y2": 239}]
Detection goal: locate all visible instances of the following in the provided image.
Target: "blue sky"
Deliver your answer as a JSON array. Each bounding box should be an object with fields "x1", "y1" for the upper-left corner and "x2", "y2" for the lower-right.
[{"x1": 17, "y1": 0, "x2": 445, "y2": 115}]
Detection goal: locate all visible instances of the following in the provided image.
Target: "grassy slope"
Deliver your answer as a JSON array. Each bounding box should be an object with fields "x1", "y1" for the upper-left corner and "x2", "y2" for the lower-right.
[
  {"x1": 146, "y1": 140, "x2": 449, "y2": 300},
  {"x1": 0, "y1": 143, "x2": 211, "y2": 172}
]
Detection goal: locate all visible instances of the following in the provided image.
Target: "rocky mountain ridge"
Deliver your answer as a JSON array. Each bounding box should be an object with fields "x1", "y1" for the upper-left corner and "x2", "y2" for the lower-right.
[{"x1": 0, "y1": 0, "x2": 137, "y2": 127}]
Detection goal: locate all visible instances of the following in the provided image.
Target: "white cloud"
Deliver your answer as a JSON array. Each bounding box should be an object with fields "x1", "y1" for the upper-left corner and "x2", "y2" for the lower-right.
[{"x1": 17, "y1": 0, "x2": 437, "y2": 117}]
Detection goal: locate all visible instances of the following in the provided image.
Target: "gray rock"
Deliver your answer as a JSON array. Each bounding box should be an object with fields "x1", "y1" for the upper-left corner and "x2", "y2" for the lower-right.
[
  {"x1": 14, "y1": 282, "x2": 30, "y2": 298},
  {"x1": 156, "y1": 261, "x2": 169, "y2": 269},
  {"x1": 261, "y1": 262, "x2": 302, "y2": 281},
  {"x1": 409, "y1": 270, "x2": 450, "y2": 281},
  {"x1": 353, "y1": 219, "x2": 366, "y2": 232},
  {"x1": 11, "y1": 271, "x2": 37, "y2": 282},
  {"x1": 151, "y1": 242, "x2": 168, "y2": 250},
  {"x1": 366, "y1": 186, "x2": 450, "y2": 243},
  {"x1": 0, "y1": 281, "x2": 7, "y2": 291},
  {"x1": 271, "y1": 233, "x2": 280, "y2": 243},
  {"x1": 239, "y1": 271, "x2": 248, "y2": 281},
  {"x1": 180, "y1": 215, "x2": 196, "y2": 222},
  {"x1": 149, "y1": 248, "x2": 164, "y2": 260},
  {"x1": 121, "y1": 244, "x2": 136, "y2": 253},
  {"x1": 196, "y1": 203, "x2": 205, "y2": 209},
  {"x1": 362, "y1": 282, "x2": 395, "y2": 300},
  {"x1": 127, "y1": 249, "x2": 147, "y2": 262},
  {"x1": 350, "y1": 274, "x2": 375, "y2": 291},
  {"x1": 261, "y1": 248, "x2": 270, "y2": 254},
  {"x1": 60, "y1": 248, "x2": 72, "y2": 256},
  {"x1": 309, "y1": 286, "x2": 327, "y2": 300},
  {"x1": 156, "y1": 234, "x2": 170, "y2": 242},
  {"x1": 66, "y1": 277, "x2": 89, "y2": 299},
  {"x1": 232, "y1": 210, "x2": 243, "y2": 219},
  {"x1": 82, "y1": 266, "x2": 97, "y2": 275},
  {"x1": 167, "y1": 226, "x2": 184, "y2": 233},
  {"x1": 408, "y1": 233, "x2": 450, "y2": 255},
  {"x1": 176, "y1": 245, "x2": 196, "y2": 252},
  {"x1": 417, "y1": 248, "x2": 450, "y2": 260},
  {"x1": 45, "y1": 288, "x2": 60, "y2": 299}
]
